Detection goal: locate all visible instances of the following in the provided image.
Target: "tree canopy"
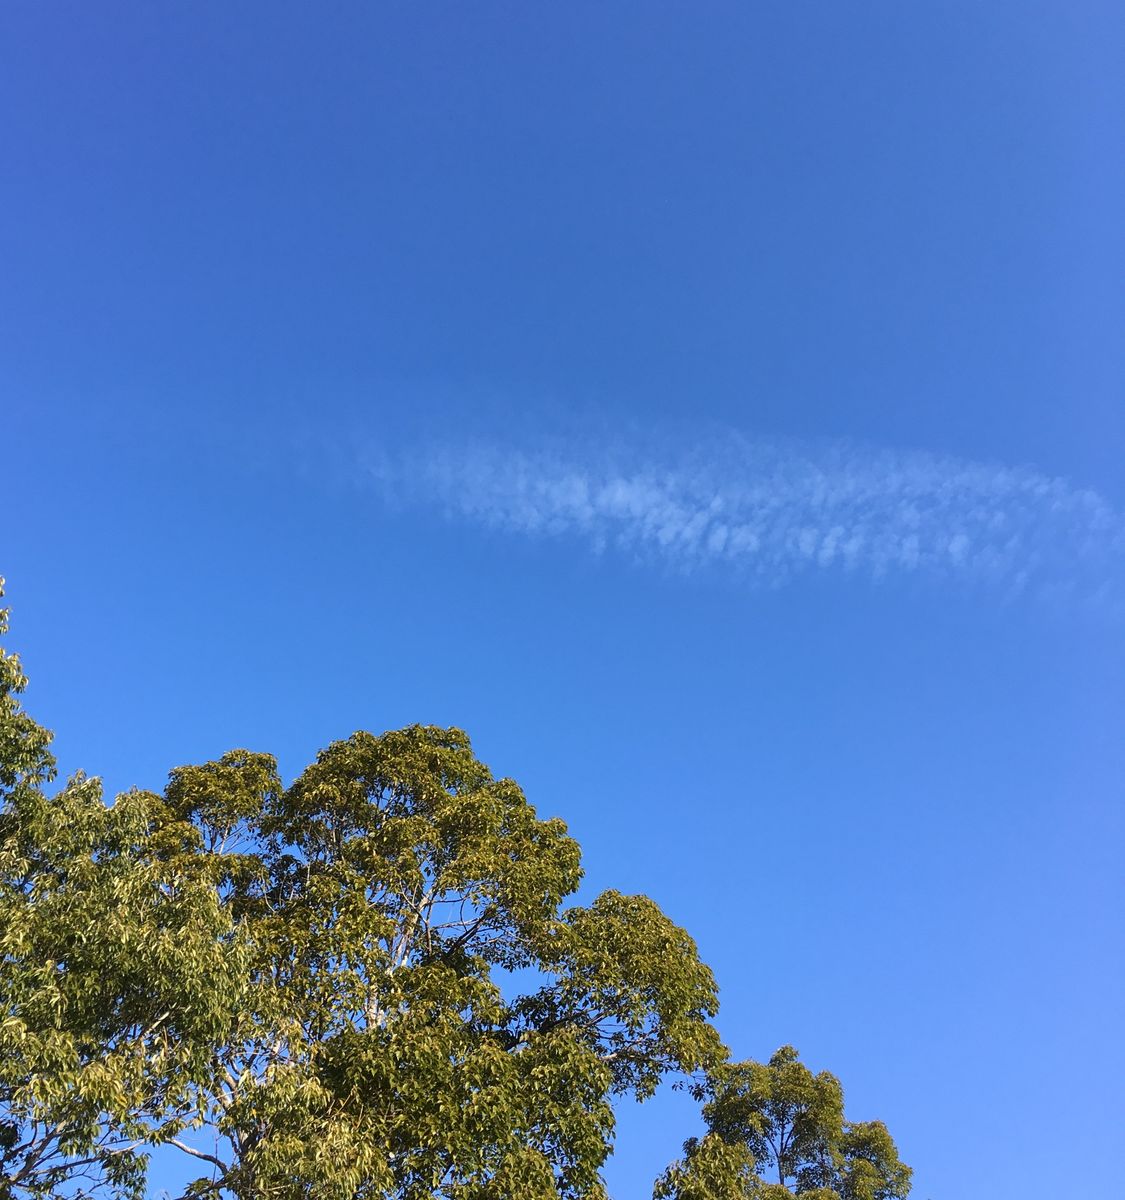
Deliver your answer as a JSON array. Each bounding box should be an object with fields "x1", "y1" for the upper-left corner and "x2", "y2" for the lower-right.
[
  {"x1": 0, "y1": 579, "x2": 912, "y2": 1200},
  {"x1": 655, "y1": 1046, "x2": 912, "y2": 1200}
]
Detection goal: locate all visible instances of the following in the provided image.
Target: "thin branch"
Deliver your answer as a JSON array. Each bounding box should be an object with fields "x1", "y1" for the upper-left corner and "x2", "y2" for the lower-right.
[{"x1": 166, "y1": 1139, "x2": 231, "y2": 1175}]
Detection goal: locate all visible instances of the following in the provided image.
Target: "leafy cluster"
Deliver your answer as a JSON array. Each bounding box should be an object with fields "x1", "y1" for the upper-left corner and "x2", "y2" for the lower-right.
[
  {"x1": 0, "y1": 580, "x2": 911, "y2": 1200},
  {"x1": 655, "y1": 1046, "x2": 912, "y2": 1200},
  {"x1": 0, "y1": 582, "x2": 245, "y2": 1199},
  {"x1": 148, "y1": 729, "x2": 725, "y2": 1200}
]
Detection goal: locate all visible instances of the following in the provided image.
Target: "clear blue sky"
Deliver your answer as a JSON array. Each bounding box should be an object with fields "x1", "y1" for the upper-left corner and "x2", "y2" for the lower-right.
[{"x1": 3, "y1": 4, "x2": 1123, "y2": 1197}]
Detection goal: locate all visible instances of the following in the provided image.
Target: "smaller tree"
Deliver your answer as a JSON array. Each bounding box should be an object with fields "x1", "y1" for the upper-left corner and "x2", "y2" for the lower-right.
[{"x1": 655, "y1": 1046, "x2": 911, "y2": 1200}]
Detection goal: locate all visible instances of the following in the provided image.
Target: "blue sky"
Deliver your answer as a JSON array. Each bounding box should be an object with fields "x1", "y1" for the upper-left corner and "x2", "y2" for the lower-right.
[{"x1": 3, "y1": 3, "x2": 1124, "y2": 1197}]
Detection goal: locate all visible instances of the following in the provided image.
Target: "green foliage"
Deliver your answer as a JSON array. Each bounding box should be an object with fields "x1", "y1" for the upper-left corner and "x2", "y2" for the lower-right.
[
  {"x1": 158, "y1": 727, "x2": 725, "y2": 1199},
  {"x1": 655, "y1": 1047, "x2": 912, "y2": 1200},
  {"x1": 0, "y1": 580, "x2": 247, "y2": 1199},
  {"x1": 653, "y1": 1133, "x2": 757, "y2": 1200},
  {"x1": 0, "y1": 579, "x2": 55, "y2": 803}
]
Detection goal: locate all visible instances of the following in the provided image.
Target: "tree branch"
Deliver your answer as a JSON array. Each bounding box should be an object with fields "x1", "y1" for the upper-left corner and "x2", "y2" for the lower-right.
[{"x1": 166, "y1": 1138, "x2": 231, "y2": 1175}]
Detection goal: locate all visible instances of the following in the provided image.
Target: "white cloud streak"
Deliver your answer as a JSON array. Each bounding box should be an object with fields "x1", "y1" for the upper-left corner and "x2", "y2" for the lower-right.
[{"x1": 358, "y1": 431, "x2": 1125, "y2": 606}]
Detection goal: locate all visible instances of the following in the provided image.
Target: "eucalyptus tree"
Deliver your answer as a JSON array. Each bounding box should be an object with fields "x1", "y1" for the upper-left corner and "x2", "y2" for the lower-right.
[
  {"x1": 655, "y1": 1046, "x2": 912, "y2": 1200},
  {"x1": 153, "y1": 726, "x2": 725, "y2": 1199}
]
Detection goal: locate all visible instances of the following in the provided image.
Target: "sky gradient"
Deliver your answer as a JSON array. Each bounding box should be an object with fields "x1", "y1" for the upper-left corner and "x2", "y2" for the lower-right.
[{"x1": 3, "y1": 4, "x2": 1124, "y2": 1198}]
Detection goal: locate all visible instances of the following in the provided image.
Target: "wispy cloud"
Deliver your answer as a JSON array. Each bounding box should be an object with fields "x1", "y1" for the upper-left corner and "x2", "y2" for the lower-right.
[{"x1": 356, "y1": 429, "x2": 1125, "y2": 607}]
